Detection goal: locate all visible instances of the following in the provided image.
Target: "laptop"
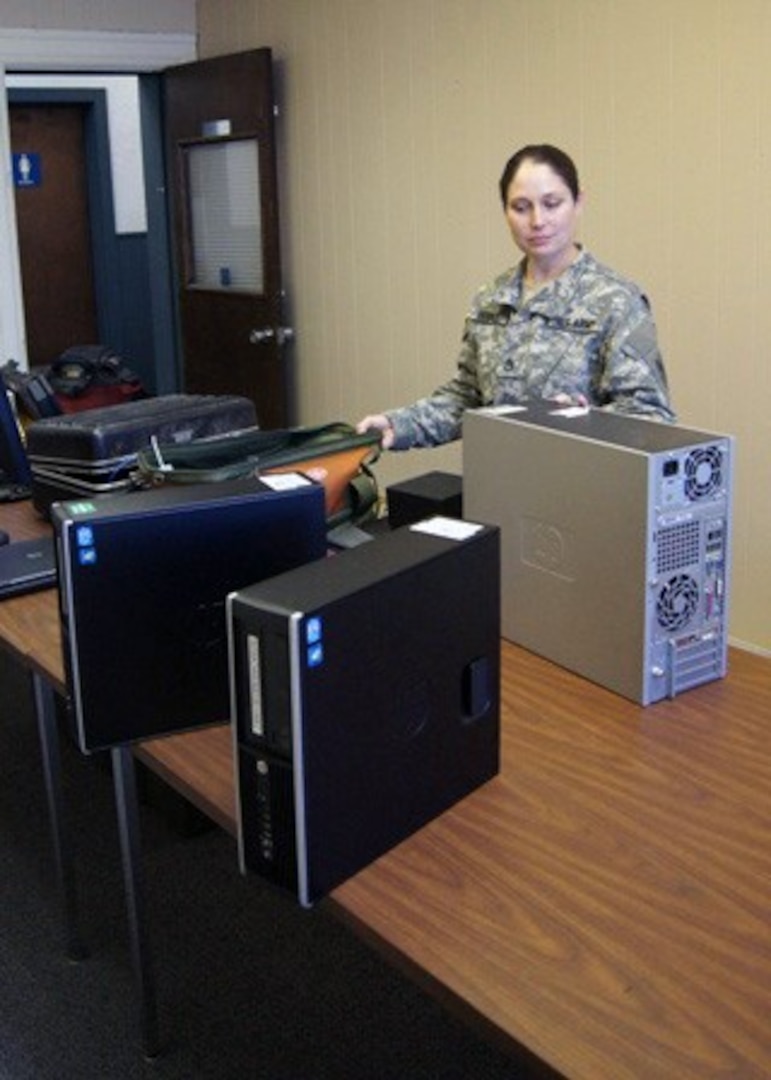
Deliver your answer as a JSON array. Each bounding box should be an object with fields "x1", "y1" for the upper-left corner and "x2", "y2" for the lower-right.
[
  {"x1": 0, "y1": 372, "x2": 33, "y2": 502},
  {"x1": 0, "y1": 536, "x2": 57, "y2": 599}
]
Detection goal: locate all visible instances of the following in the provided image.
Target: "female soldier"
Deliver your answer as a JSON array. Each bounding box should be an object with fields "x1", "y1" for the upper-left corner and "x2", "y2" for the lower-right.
[{"x1": 358, "y1": 144, "x2": 674, "y2": 449}]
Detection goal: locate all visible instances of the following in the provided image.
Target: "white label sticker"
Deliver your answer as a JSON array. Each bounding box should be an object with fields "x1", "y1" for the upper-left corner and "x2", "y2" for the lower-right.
[
  {"x1": 262, "y1": 472, "x2": 312, "y2": 491},
  {"x1": 475, "y1": 405, "x2": 527, "y2": 416},
  {"x1": 409, "y1": 516, "x2": 484, "y2": 541},
  {"x1": 548, "y1": 406, "x2": 590, "y2": 418}
]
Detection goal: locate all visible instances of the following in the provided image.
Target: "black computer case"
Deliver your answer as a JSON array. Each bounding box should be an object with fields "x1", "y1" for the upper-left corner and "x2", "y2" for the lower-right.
[
  {"x1": 229, "y1": 518, "x2": 501, "y2": 907},
  {"x1": 53, "y1": 475, "x2": 327, "y2": 752},
  {"x1": 28, "y1": 393, "x2": 256, "y2": 517}
]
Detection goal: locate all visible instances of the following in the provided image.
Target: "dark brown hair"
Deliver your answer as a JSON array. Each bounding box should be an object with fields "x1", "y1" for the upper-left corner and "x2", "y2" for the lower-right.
[{"x1": 499, "y1": 144, "x2": 580, "y2": 205}]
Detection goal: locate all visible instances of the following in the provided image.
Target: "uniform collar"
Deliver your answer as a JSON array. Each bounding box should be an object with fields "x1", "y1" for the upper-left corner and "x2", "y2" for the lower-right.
[{"x1": 503, "y1": 247, "x2": 590, "y2": 310}]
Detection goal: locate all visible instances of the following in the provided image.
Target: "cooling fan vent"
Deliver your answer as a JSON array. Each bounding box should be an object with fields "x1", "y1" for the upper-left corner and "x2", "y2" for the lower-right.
[
  {"x1": 657, "y1": 520, "x2": 701, "y2": 574},
  {"x1": 657, "y1": 574, "x2": 700, "y2": 631},
  {"x1": 684, "y1": 445, "x2": 723, "y2": 501}
]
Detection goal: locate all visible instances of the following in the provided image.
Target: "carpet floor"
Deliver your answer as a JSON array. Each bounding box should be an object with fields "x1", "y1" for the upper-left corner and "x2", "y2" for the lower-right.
[{"x1": 0, "y1": 648, "x2": 551, "y2": 1080}]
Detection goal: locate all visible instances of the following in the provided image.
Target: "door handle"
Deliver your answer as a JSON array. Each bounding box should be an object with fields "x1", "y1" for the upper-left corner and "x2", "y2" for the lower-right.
[{"x1": 249, "y1": 327, "x2": 295, "y2": 345}]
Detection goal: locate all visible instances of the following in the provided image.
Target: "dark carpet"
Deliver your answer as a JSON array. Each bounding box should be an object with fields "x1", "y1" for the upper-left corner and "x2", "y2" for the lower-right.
[{"x1": 0, "y1": 648, "x2": 546, "y2": 1080}]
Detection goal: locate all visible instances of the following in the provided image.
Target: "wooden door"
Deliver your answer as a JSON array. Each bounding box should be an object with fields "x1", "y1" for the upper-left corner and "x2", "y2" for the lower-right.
[
  {"x1": 164, "y1": 49, "x2": 290, "y2": 428},
  {"x1": 9, "y1": 104, "x2": 99, "y2": 367}
]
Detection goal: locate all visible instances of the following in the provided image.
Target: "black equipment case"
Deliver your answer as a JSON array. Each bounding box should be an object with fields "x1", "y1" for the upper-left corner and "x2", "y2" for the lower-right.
[{"x1": 26, "y1": 393, "x2": 257, "y2": 517}]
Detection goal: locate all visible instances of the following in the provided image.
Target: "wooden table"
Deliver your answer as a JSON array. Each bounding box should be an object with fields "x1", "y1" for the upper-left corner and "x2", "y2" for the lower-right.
[
  {"x1": 0, "y1": 500, "x2": 65, "y2": 689},
  {"x1": 3, "y1": 499, "x2": 771, "y2": 1077},
  {"x1": 136, "y1": 642, "x2": 771, "y2": 1079}
]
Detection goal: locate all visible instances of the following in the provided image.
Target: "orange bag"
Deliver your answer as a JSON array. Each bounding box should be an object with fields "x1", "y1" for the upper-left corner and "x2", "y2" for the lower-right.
[{"x1": 136, "y1": 422, "x2": 382, "y2": 526}]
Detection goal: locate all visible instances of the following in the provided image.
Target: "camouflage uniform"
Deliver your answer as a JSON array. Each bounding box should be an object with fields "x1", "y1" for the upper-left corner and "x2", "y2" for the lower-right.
[{"x1": 386, "y1": 248, "x2": 675, "y2": 449}]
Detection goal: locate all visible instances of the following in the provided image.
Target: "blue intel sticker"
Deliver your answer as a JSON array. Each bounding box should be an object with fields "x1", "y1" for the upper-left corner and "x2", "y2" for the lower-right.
[
  {"x1": 307, "y1": 642, "x2": 324, "y2": 668},
  {"x1": 75, "y1": 525, "x2": 94, "y2": 548},
  {"x1": 305, "y1": 616, "x2": 324, "y2": 667},
  {"x1": 78, "y1": 548, "x2": 97, "y2": 566}
]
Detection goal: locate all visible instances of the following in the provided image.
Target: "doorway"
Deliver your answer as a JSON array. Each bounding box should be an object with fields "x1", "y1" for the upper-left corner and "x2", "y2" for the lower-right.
[
  {"x1": 10, "y1": 102, "x2": 99, "y2": 367},
  {"x1": 164, "y1": 49, "x2": 291, "y2": 427},
  {"x1": 5, "y1": 79, "x2": 179, "y2": 396},
  {"x1": 0, "y1": 32, "x2": 195, "y2": 381},
  {"x1": 4, "y1": 48, "x2": 284, "y2": 413}
]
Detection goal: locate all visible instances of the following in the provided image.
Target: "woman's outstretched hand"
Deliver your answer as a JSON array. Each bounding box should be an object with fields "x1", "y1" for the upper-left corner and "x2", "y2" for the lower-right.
[{"x1": 356, "y1": 414, "x2": 395, "y2": 449}]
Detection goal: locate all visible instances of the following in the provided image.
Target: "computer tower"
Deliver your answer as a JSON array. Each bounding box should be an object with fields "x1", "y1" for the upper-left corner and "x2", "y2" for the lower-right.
[
  {"x1": 463, "y1": 403, "x2": 733, "y2": 705},
  {"x1": 229, "y1": 518, "x2": 500, "y2": 906},
  {"x1": 53, "y1": 475, "x2": 327, "y2": 752}
]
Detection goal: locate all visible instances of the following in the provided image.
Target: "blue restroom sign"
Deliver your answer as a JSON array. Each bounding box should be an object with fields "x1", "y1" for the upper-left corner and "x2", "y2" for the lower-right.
[{"x1": 12, "y1": 152, "x2": 42, "y2": 188}]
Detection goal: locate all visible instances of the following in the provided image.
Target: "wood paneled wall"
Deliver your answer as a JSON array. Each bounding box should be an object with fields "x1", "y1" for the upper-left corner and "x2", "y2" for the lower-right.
[
  {"x1": 196, "y1": 0, "x2": 771, "y2": 655},
  {"x1": 4, "y1": 0, "x2": 766, "y2": 653}
]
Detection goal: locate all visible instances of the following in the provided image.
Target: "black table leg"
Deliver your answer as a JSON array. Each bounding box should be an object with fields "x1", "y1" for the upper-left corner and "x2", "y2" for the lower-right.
[
  {"x1": 111, "y1": 744, "x2": 160, "y2": 1059},
  {"x1": 32, "y1": 671, "x2": 87, "y2": 961}
]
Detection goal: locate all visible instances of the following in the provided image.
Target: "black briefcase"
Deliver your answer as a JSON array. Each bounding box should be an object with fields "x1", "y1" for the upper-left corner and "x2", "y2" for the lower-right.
[{"x1": 27, "y1": 393, "x2": 257, "y2": 517}]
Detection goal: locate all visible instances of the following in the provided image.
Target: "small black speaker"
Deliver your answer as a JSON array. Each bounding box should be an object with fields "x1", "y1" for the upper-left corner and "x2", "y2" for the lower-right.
[{"x1": 386, "y1": 470, "x2": 463, "y2": 528}]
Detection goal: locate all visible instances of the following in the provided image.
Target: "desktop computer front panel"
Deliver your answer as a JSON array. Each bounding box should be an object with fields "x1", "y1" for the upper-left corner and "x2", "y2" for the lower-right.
[{"x1": 230, "y1": 520, "x2": 501, "y2": 906}]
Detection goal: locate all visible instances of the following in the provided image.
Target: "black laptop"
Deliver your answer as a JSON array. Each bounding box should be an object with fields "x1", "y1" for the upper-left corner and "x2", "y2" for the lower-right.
[
  {"x1": 0, "y1": 372, "x2": 33, "y2": 502},
  {"x1": 0, "y1": 536, "x2": 57, "y2": 599},
  {"x1": 0, "y1": 372, "x2": 56, "y2": 597}
]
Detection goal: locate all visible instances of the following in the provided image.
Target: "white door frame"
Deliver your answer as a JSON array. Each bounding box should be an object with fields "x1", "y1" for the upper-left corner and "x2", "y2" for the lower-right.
[{"x1": 0, "y1": 28, "x2": 196, "y2": 370}]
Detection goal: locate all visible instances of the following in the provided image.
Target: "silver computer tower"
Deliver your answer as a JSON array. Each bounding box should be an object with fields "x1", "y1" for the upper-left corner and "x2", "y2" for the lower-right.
[{"x1": 463, "y1": 403, "x2": 733, "y2": 705}]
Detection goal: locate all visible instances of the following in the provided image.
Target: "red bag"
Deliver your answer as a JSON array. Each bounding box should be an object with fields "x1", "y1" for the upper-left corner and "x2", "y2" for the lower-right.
[{"x1": 48, "y1": 346, "x2": 147, "y2": 413}]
